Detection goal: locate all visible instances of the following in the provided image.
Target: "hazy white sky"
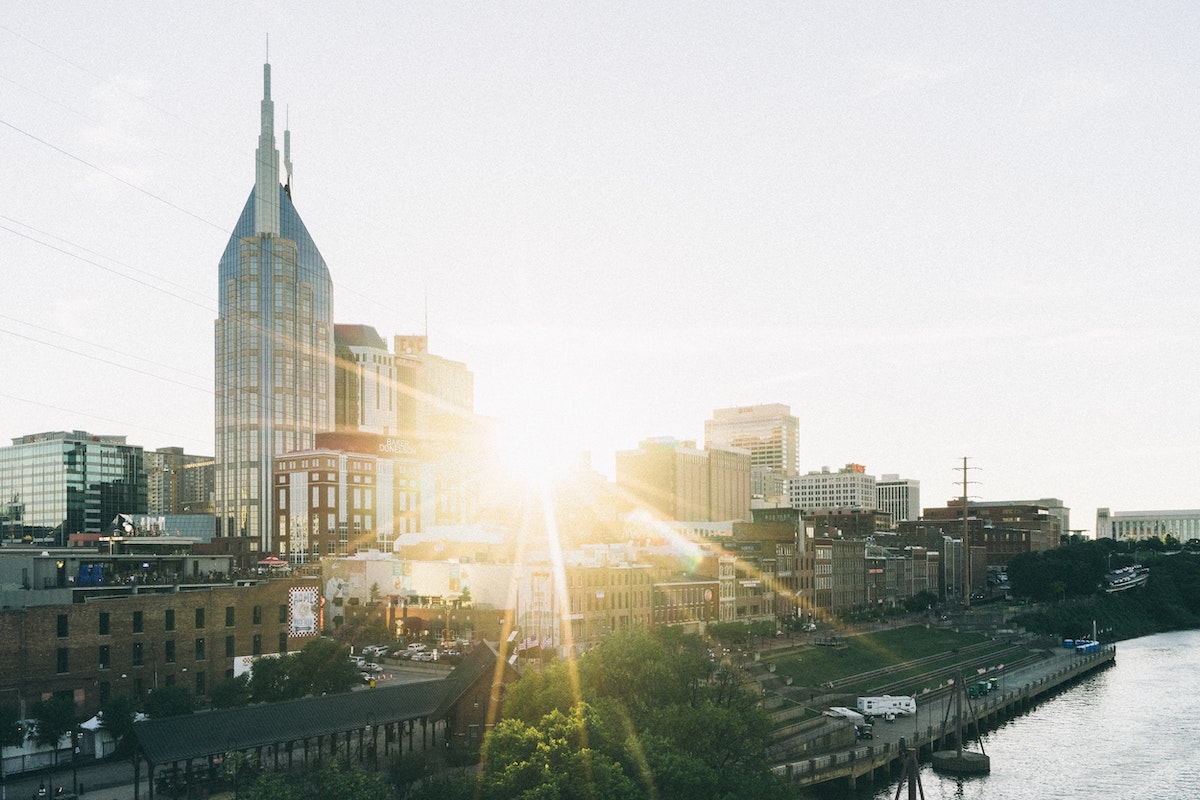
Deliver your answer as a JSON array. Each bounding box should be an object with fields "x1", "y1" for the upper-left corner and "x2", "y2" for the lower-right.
[{"x1": 3, "y1": 3, "x2": 1199, "y2": 534}]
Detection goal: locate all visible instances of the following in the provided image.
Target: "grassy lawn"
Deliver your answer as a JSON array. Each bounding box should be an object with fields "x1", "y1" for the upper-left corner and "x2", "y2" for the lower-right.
[{"x1": 764, "y1": 626, "x2": 1004, "y2": 690}]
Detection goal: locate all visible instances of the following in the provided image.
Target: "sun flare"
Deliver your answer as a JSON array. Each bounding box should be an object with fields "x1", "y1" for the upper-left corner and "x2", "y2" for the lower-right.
[{"x1": 492, "y1": 417, "x2": 584, "y2": 492}]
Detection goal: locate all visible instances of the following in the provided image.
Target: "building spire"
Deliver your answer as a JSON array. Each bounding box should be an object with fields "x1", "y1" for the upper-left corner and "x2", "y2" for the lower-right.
[
  {"x1": 254, "y1": 58, "x2": 281, "y2": 236},
  {"x1": 284, "y1": 105, "x2": 293, "y2": 200}
]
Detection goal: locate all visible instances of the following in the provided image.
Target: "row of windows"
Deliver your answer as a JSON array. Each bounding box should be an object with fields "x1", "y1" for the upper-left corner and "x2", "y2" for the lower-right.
[
  {"x1": 63, "y1": 604, "x2": 287, "y2": 638},
  {"x1": 60, "y1": 632, "x2": 289, "y2": 674}
]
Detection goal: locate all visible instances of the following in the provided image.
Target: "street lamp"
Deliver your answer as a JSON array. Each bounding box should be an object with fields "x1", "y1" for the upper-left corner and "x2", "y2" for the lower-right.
[{"x1": 71, "y1": 728, "x2": 82, "y2": 794}]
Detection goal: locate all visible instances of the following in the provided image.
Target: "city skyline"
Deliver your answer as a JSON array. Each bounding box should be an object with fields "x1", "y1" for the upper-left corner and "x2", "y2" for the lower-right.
[{"x1": 4, "y1": 5, "x2": 1200, "y2": 534}]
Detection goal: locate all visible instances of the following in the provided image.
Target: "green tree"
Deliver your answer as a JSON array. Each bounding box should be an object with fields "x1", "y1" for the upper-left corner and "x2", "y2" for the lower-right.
[
  {"x1": 250, "y1": 654, "x2": 297, "y2": 702},
  {"x1": 144, "y1": 685, "x2": 194, "y2": 718},
  {"x1": 634, "y1": 732, "x2": 719, "y2": 800},
  {"x1": 386, "y1": 751, "x2": 432, "y2": 795},
  {"x1": 477, "y1": 627, "x2": 793, "y2": 800},
  {"x1": 221, "y1": 750, "x2": 259, "y2": 797},
  {"x1": 498, "y1": 660, "x2": 579, "y2": 724},
  {"x1": 304, "y1": 761, "x2": 392, "y2": 800},
  {"x1": 290, "y1": 637, "x2": 360, "y2": 696},
  {"x1": 97, "y1": 695, "x2": 138, "y2": 757},
  {"x1": 0, "y1": 700, "x2": 24, "y2": 750},
  {"x1": 210, "y1": 673, "x2": 252, "y2": 708},
  {"x1": 904, "y1": 590, "x2": 940, "y2": 613},
  {"x1": 1008, "y1": 539, "x2": 1110, "y2": 601},
  {"x1": 477, "y1": 706, "x2": 640, "y2": 800},
  {"x1": 31, "y1": 695, "x2": 75, "y2": 763},
  {"x1": 576, "y1": 628, "x2": 710, "y2": 723},
  {"x1": 241, "y1": 771, "x2": 298, "y2": 800}
]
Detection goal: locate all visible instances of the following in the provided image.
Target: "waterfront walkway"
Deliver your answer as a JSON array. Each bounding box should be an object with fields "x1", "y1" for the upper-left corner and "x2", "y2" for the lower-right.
[{"x1": 769, "y1": 643, "x2": 1115, "y2": 790}]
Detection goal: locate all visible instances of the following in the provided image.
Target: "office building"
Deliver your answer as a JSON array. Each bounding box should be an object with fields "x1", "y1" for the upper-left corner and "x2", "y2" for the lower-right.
[
  {"x1": 214, "y1": 61, "x2": 335, "y2": 550},
  {"x1": 616, "y1": 437, "x2": 751, "y2": 522},
  {"x1": 274, "y1": 432, "x2": 428, "y2": 563},
  {"x1": 392, "y1": 335, "x2": 481, "y2": 526},
  {"x1": 1096, "y1": 508, "x2": 1200, "y2": 542},
  {"x1": 787, "y1": 463, "x2": 877, "y2": 511},
  {"x1": 334, "y1": 324, "x2": 397, "y2": 436},
  {"x1": 925, "y1": 500, "x2": 1063, "y2": 547},
  {"x1": 145, "y1": 447, "x2": 213, "y2": 515},
  {"x1": 807, "y1": 508, "x2": 892, "y2": 538},
  {"x1": 0, "y1": 431, "x2": 146, "y2": 545},
  {"x1": 965, "y1": 498, "x2": 1070, "y2": 540},
  {"x1": 876, "y1": 474, "x2": 920, "y2": 525},
  {"x1": 705, "y1": 404, "x2": 799, "y2": 498},
  {"x1": 393, "y1": 335, "x2": 474, "y2": 445}
]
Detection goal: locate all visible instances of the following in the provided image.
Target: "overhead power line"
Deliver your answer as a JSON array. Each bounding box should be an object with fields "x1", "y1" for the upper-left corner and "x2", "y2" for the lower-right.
[
  {"x1": 0, "y1": 325, "x2": 210, "y2": 393},
  {"x1": 0, "y1": 220, "x2": 215, "y2": 314},
  {"x1": 0, "y1": 117, "x2": 228, "y2": 233},
  {"x1": 0, "y1": 391, "x2": 211, "y2": 448}
]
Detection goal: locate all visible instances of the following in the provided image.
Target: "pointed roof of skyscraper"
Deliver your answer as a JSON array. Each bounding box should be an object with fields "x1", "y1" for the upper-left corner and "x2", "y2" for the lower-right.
[{"x1": 254, "y1": 60, "x2": 281, "y2": 236}]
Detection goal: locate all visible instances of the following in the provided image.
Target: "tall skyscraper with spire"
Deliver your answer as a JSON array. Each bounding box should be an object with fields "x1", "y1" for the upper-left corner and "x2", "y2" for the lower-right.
[{"x1": 214, "y1": 61, "x2": 334, "y2": 552}]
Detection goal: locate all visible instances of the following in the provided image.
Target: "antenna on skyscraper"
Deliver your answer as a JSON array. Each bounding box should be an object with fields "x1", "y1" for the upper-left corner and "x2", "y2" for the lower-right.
[{"x1": 424, "y1": 287, "x2": 429, "y2": 338}]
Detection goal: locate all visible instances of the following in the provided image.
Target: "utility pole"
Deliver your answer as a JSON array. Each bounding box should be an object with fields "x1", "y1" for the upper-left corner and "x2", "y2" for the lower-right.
[{"x1": 956, "y1": 458, "x2": 981, "y2": 607}]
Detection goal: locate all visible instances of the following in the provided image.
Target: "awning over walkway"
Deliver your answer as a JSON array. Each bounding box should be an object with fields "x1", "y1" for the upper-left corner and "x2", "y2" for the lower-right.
[{"x1": 133, "y1": 644, "x2": 505, "y2": 766}]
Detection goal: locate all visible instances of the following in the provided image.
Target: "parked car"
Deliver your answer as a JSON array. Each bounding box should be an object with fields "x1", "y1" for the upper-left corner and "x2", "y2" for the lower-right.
[
  {"x1": 361, "y1": 645, "x2": 389, "y2": 657},
  {"x1": 411, "y1": 651, "x2": 437, "y2": 662}
]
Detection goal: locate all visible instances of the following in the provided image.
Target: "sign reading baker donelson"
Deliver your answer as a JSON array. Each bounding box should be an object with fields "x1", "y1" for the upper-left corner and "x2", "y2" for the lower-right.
[
  {"x1": 314, "y1": 431, "x2": 422, "y2": 460},
  {"x1": 289, "y1": 586, "x2": 320, "y2": 637},
  {"x1": 379, "y1": 437, "x2": 415, "y2": 456}
]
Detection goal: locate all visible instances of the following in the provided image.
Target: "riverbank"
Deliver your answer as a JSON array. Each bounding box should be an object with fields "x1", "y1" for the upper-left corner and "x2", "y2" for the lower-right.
[
  {"x1": 852, "y1": 630, "x2": 1200, "y2": 800},
  {"x1": 771, "y1": 642, "x2": 1115, "y2": 792}
]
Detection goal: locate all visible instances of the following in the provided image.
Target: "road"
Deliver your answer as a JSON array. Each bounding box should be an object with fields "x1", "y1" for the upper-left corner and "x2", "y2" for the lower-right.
[{"x1": 860, "y1": 644, "x2": 1079, "y2": 750}]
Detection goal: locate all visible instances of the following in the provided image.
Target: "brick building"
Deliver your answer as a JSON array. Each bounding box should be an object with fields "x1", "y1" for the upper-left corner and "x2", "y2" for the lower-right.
[{"x1": 0, "y1": 569, "x2": 320, "y2": 720}]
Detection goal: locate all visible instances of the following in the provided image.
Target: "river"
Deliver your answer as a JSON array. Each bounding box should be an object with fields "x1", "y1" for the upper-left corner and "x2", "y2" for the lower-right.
[{"x1": 812, "y1": 629, "x2": 1200, "y2": 800}]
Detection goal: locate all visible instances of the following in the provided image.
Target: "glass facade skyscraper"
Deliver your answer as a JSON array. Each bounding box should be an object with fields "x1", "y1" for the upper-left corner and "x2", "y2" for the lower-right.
[
  {"x1": 0, "y1": 431, "x2": 146, "y2": 545},
  {"x1": 214, "y1": 61, "x2": 334, "y2": 551}
]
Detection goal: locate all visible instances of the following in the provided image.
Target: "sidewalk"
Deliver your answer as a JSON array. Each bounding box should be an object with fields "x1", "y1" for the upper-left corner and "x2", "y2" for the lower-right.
[{"x1": 5, "y1": 758, "x2": 139, "y2": 800}]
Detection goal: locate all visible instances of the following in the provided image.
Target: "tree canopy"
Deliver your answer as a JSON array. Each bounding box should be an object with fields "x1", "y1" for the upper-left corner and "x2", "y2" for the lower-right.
[
  {"x1": 1007, "y1": 538, "x2": 1112, "y2": 601},
  {"x1": 290, "y1": 637, "x2": 362, "y2": 696},
  {"x1": 240, "y1": 761, "x2": 392, "y2": 800},
  {"x1": 144, "y1": 685, "x2": 195, "y2": 718},
  {"x1": 240, "y1": 638, "x2": 360, "y2": 705},
  {"x1": 97, "y1": 695, "x2": 138, "y2": 757},
  {"x1": 411, "y1": 627, "x2": 794, "y2": 800},
  {"x1": 31, "y1": 695, "x2": 75, "y2": 753},
  {"x1": 211, "y1": 673, "x2": 253, "y2": 708},
  {"x1": 0, "y1": 700, "x2": 23, "y2": 750}
]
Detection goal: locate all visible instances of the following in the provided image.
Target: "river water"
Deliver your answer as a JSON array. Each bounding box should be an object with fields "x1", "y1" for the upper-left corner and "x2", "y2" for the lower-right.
[{"x1": 819, "y1": 629, "x2": 1200, "y2": 800}]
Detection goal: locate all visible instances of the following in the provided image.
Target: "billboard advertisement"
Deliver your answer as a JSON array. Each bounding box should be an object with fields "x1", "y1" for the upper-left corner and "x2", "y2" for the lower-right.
[{"x1": 289, "y1": 586, "x2": 321, "y2": 637}]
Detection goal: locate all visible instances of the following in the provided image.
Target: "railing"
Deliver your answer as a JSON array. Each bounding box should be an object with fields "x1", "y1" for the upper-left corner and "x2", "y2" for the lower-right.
[{"x1": 772, "y1": 645, "x2": 1115, "y2": 786}]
